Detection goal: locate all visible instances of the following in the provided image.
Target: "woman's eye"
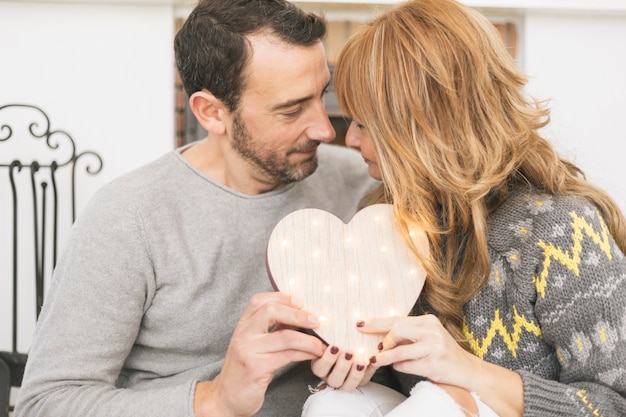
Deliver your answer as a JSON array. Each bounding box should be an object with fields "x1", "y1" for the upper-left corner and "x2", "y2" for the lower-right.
[{"x1": 352, "y1": 120, "x2": 365, "y2": 130}]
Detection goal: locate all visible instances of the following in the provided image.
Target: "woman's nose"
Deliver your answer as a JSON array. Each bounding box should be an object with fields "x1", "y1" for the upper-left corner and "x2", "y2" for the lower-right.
[{"x1": 344, "y1": 124, "x2": 361, "y2": 149}]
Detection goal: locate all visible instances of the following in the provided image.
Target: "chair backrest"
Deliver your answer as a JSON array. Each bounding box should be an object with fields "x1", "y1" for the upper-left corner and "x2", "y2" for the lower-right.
[{"x1": 0, "y1": 103, "x2": 103, "y2": 416}]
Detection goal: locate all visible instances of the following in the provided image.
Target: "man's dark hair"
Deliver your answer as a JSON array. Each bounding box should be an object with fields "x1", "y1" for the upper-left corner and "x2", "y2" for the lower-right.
[{"x1": 174, "y1": 0, "x2": 327, "y2": 112}]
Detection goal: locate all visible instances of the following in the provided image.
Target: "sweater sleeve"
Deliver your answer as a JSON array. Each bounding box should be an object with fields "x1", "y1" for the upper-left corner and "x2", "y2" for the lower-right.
[
  {"x1": 520, "y1": 199, "x2": 626, "y2": 417},
  {"x1": 14, "y1": 184, "x2": 197, "y2": 417}
]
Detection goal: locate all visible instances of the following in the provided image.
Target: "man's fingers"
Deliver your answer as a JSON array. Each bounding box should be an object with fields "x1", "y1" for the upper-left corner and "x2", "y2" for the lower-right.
[
  {"x1": 240, "y1": 292, "x2": 302, "y2": 320},
  {"x1": 238, "y1": 292, "x2": 319, "y2": 334},
  {"x1": 263, "y1": 328, "x2": 325, "y2": 356}
]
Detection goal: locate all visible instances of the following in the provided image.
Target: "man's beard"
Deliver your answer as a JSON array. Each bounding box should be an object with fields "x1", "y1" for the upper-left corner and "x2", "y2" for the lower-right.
[{"x1": 231, "y1": 112, "x2": 320, "y2": 185}]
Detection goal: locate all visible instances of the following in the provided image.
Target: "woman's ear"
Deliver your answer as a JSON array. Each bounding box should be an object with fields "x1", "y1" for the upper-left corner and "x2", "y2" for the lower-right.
[{"x1": 188, "y1": 90, "x2": 228, "y2": 136}]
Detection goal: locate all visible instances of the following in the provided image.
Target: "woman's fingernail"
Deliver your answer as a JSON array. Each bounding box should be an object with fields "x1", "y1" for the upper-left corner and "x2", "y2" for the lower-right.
[
  {"x1": 345, "y1": 352, "x2": 353, "y2": 360},
  {"x1": 369, "y1": 355, "x2": 377, "y2": 364},
  {"x1": 308, "y1": 315, "x2": 319, "y2": 325},
  {"x1": 356, "y1": 320, "x2": 365, "y2": 327},
  {"x1": 356, "y1": 364, "x2": 365, "y2": 371},
  {"x1": 330, "y1": 346, "x2": 339, "y2": 354},
  {"x1": 378, "y1": 342, "x2": 383, "y2": 351}
]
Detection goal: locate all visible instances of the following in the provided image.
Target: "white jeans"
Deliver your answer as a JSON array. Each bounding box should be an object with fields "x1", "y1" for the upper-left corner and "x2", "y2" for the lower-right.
[{"x1": 301, "y1": 381, "x2": 500, "y2": 417}]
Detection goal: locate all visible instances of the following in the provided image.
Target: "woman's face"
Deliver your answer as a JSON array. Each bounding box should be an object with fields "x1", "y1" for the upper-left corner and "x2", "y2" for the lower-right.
[{"x1": 345, "y1": 119, "x2": 382, "y2": 181}]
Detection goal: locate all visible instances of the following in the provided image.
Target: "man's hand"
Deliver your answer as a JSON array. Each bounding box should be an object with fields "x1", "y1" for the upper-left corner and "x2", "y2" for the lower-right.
[{"x1": 193, "y1": 292, "x2": 325, "y2": 417}]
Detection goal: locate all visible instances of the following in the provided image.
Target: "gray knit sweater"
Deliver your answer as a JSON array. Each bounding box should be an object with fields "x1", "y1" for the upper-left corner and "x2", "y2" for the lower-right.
[
  {"x1": 383, "y1": 189, "x2": 626, "y2": 416},
  {"x1": 14, "y1": 143, "x2": 378, "y2": 417}
]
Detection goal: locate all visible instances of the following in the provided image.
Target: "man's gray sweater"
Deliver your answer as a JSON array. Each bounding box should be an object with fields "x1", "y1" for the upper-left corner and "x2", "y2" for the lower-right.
[{"x1": 15, "y1": 144, "x2": 378, "y2": 417}]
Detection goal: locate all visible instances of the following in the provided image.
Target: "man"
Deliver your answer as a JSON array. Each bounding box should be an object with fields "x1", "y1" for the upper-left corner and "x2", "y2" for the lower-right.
[{"x1": 14, "y1": 1, "x2": 377, "y2": 416}]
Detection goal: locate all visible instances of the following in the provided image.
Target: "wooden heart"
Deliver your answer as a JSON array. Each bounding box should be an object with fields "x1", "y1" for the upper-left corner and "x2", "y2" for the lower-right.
[{"x1": 266, "y1": 204, "x2": 427, "y2": 361}]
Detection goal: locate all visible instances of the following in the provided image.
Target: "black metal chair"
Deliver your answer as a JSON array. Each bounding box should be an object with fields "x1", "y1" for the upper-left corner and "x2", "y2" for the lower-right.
[{"x1": 0, "y1": 104, "x2": 103, "y2": 417}]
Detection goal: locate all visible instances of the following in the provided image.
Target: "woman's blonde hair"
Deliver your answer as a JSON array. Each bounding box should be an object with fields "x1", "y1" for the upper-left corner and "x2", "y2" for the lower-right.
[{"x1": 334, "y1": 0, "x2": 626, "y2": 347}]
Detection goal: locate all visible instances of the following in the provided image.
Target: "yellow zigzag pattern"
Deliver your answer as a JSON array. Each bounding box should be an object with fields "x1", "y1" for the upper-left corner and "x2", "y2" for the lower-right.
[
  {"x1": 533, "y1": 210, "x2": 612, "y2": 299},
  {"x1": 464, "y1": 307, "x2": 542, "y2": 359},
  {"x1": 576, "y1": 389, "x2": 605, "y2": 417}
]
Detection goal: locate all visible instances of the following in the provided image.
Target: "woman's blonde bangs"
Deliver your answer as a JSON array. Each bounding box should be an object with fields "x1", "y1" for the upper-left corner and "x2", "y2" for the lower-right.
[{"x1": 334, "y1": 25, "x2": 378, "y2": 123}]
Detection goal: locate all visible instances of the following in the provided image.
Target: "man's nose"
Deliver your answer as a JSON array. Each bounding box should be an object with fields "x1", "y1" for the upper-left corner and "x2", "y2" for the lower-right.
[{"x1": 309, "y1": 101, "x2": 336, "y2": 143}]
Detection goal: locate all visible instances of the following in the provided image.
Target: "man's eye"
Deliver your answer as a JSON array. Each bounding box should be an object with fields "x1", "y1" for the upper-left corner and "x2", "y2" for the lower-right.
[{"x1": 283, "y1": 108, "x2": 303, "y2": 117}]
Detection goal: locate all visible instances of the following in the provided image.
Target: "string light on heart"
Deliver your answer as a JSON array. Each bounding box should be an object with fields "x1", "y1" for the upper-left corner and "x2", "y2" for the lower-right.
[{"x1": 266, "y1": 204, "x2": 427, "y2": 360}]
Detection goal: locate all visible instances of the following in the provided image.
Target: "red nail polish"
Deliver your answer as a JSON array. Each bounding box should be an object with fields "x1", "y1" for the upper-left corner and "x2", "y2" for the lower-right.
[
  {"x1": 378, "y1": 342, "x2": 383, "y2": 351},
  {"x1": 356, "y1": 320, "x2": 365, "y2": 328},
  {"x1": 356, "y1": 364, "x2": 365, "y2": 371},
  {"x1": 345, "y1": 352, "x2": 353, "y2": 360},
  {"x1": 330, "y1": 346, "x2": 339, "y2": 354},
  {"x1": 369, "y1": 355, "x2": 377, "y2": 364}
]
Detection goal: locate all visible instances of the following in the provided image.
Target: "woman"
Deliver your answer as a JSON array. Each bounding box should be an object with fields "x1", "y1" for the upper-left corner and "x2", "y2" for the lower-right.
[{"x1": 304, "y1": 0, "x2": 626, "y2": 416}]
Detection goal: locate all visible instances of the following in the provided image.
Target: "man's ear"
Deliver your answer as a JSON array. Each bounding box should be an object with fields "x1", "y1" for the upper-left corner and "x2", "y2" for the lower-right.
[{"x1": 188, "y1": 90, "x2": 228, "y2": 136}]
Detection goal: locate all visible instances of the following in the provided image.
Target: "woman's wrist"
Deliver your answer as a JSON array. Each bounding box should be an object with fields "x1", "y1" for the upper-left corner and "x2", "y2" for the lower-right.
[{"x1": 473, "y1": 359, "x2": 524, "y2": 417}]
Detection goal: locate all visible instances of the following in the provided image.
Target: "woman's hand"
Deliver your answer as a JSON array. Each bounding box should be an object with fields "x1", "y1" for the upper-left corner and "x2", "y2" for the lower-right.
[
  {"x1": 310, "y1": 313, "x2": 477, "y2": 393},
  {"x1": 360, "y1": 314, "x2": 523, "y2": 416},
  {"x1": 310, "y1": 345, "x2": 376, "y2": 392},
  {"x1": 360, "y1": 314, "x2": 479, "y2": 388}
]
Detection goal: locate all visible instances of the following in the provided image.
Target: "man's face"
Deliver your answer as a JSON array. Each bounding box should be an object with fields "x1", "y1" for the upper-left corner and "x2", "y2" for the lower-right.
[
  {"x1": 228, "y1": 34, "x2": 336, "y2": 186},
  {"x1": 231, "y1": 110, "x2": 321, "y2": 184}
]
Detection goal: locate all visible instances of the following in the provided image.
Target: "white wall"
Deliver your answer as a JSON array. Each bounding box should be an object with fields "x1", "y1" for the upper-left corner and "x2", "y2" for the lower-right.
[
  {"x1": 0, "y1": 0, "x2": 175, "y2": 353},
  {"x1": 522, "y1": 11, "x2": 626, "y2": 212}
]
